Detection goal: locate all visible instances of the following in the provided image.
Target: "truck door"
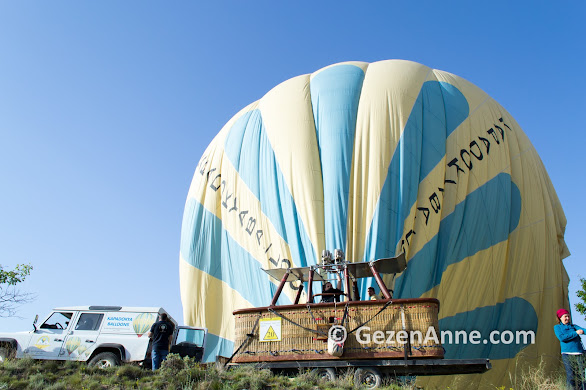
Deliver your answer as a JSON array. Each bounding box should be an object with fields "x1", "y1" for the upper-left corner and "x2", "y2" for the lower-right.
[
  {"x1": 27, "y1": 311, "x2": 74, "y2": 359},
  {"x1": 170, "y1": 327, "x2": 206, "y2": 362},
  {"x1": 63, "y1": 312, "x2": 105, "y2": 361}
]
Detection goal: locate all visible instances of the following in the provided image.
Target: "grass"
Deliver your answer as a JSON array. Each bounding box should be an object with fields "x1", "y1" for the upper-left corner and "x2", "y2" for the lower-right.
[
  {"x1": 0, "y1": 354, "x2": 408, "y2": 390},
  {"x1": 0, "y1": 353, "x2": 569, "y2": 389}
]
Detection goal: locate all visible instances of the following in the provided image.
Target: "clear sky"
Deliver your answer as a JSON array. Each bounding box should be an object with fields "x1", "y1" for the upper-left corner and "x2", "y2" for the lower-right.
[{"x1": 1, "y1": 1, "x2": 585, "y2": 333}]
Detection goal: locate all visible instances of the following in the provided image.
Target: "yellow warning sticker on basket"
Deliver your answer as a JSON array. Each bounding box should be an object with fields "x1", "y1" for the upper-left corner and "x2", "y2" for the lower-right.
[{"x1": 259, "y1": 317, "x2": 282, "y2": 342}]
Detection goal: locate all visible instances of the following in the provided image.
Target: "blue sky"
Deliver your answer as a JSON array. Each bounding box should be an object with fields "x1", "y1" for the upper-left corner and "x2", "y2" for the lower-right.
[{"x1": 1, "y1": 1, "x2": 585, "y2": 334}]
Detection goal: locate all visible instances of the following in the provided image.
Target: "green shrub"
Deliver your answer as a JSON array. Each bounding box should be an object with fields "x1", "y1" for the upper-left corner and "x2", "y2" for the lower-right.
[
  {"x1": 159, "y1": 353, "x2": 185, "y2": 372},
  {"x1": 226, "y1": 365, "x2": 274, "y2": 390},
  {"x1": 183, "y1": 365, "x2": 206, "y2": 382},
  {"x1": 44, "y1": 360, "x2": 62, "y2": 372},
  {"x1": 28, "y1": 373, "x2": 48, "y2": 389},
  {"x1": 116, "y1": 364, "x2": 145, "y2": 380},
  {"x1": 44, "y1": 381, "x2": 69, "y2": 390},
  {"x1": 7, "y1": 379, "x2": 28, "y2": 390}
]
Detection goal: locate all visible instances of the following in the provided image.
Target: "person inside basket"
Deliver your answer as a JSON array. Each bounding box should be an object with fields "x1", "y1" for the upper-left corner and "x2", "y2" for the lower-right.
[
  {"x1": 367, "y1": 286, "x2": 379, "y2": 300},
  {"x1": 322, "y1": 274, "x2": 344, "y2": 303},
  {"x1": 554, "y1": 308, "x2": 586, "y2": 390}
]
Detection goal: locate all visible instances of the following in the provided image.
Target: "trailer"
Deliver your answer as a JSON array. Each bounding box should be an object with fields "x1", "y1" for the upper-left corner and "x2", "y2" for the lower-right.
[{"x1": 227, "y1": 251, "x2": 491, "y2": 388}]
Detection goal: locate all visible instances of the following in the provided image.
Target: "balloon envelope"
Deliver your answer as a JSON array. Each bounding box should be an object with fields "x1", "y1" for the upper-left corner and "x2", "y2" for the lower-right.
[{"x1": 180, "y1": 60, "x2": 569, "y2": 388}]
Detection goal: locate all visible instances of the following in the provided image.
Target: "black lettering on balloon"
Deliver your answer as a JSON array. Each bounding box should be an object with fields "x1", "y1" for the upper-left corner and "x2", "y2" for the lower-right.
[
  {"x1": 265, "y1": 243, "x2": 272, "y2": 253},
  {"x1": 405, "y1": 114, "x2": 510, "y2": 257},
  {"x1": 269, "y1": 256, "x2": 279, "y2": 267},
  {"x1": 198, "y1": 157, "x2": 209, "y2": 175},
  {"x1": 209, "y1": 174, "x2": 222, "y2": 191},
  {"x1": 280, "y1": 258, "x2": 299, "y2": 289},
  {"x1": 487, "y1": 128, "x2": 500, "y2": 144},
  {"x1": 469, "y1": 141, "x2": 483, "y2": 160},
  {"x1": 245, "y1": 217, "x2": 256, "y2": 235},
  {"x1": 405, "y1": 230, "x2": 416, "y2": 245},
  {"x1": 448, "y1": 158, "x2": 466, "y2": 176},
  {"x1": 239, "y1": 210, "x2": 249, "y2": 226},
  {"x1": 417, "y1": 207, "x2": 430, "y2": 225},
  {"x1": 256, "y1": 230, "x2": 263, "y2": 245},
  {"x1": 460, "y1": 149, "x2": 473, "y2": 170},
  {"x1": 494, "y1": 125, "x2": 505, "y2": 141},
  {"x1": 499, "y1": 117, "x2": 511, "y2": 131},
  {"x1": 228, "y1": 197, "x2": 238, "y2": 212},
  {"x1": 222, "y1": 189, "x2": 233, "y2": 209},
  {"x1": 478, "y1": 136, "x2": 490, "y2": 155},
  {"x1": 429, "y1": 192, "x2": 441, "y2": 213}
]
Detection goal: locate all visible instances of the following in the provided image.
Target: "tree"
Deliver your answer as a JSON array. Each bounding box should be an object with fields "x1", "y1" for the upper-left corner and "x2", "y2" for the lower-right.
[
  {"x1": 575, "y1": 278, "x2": 586, "y2": 320},
  {"x1": 0, "y1": 263, "x2": 35, "y2": 317}
]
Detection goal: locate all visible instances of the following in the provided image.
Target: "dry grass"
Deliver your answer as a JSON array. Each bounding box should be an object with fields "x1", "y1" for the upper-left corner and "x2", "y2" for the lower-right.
[{"x1": 0, "y1": 353, "x2": 572, "y2": 389}]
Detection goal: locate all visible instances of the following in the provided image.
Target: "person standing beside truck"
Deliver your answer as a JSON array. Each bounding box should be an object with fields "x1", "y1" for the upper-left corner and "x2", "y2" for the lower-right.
[{"x1": 147, "y1": 313, "x2": 175, "y2": 370}]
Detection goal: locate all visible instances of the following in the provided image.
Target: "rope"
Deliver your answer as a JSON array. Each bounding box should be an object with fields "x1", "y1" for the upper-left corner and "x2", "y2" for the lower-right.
[
  {"x1": 224, "y1": 313, "x2": 262, "y2": 366},
  {"x1": 306, "y1": 304, "x2": 321, "y2": 326},
  {"x1": 340, "y1": 301, "x2": 350, "y2": 327},
  {"x1": 268, "y1": 307, "x2": 327, "y2": 336},
  {"x1": 347, "y1": 299, "x2": 394, "y2": 335},
  {"x1": 232, "y1": 299, "x2": 394, "y2": 360}
]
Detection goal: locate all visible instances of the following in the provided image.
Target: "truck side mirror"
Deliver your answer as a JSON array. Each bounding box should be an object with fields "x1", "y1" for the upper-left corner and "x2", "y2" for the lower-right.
[{"x1": 33, "y1": 314, "x2": 39, "y2": 332}]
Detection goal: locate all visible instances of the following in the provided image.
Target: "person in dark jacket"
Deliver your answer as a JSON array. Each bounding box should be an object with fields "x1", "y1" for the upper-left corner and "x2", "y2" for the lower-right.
[
  {"x1": 554, "y1": 308, "x2": 586, "y2": 389},
  {"x1": 322, "y1": 281, "x2": 344, "y2": 302},
  {"x1": 147, "y1": 313, "x2": 175, "y2": 370}
]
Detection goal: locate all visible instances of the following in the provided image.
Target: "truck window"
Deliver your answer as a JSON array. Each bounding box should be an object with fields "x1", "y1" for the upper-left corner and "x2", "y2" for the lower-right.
[
  {"x1": 176, "y1": 328, "x2": 205, "y2": 347},
  {"x1": 75, "y1": 313, "x2": 104, "y2": 331},
  {"x1": 40, "y1": 312, "x2": 73, "y2": 330}
]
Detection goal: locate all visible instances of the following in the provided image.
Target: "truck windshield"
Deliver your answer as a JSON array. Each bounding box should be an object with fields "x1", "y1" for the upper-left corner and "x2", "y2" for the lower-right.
[{"x1": 176, "y1": 328, "x2": 205, "y2": 347}]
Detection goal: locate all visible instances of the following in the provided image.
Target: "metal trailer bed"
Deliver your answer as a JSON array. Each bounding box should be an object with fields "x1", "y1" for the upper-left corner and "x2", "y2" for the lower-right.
[
  {"x1": 246, "y1": 357, "x2": 491, "y2": 375},
  {"x1": 228, "y1": 358, "x2": 491, "y2": 389}
]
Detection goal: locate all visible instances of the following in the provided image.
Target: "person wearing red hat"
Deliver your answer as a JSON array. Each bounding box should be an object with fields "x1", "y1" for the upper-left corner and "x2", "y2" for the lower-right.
[{"x1": 554, "y1": 308, "x2": 586, "y2": 389}]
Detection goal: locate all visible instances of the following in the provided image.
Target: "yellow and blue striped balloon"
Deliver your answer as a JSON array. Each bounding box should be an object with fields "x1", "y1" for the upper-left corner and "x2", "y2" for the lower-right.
[
  {"x1": 133, "y1": 313, "x2": 156, "y2": 337},
  {"x1": 180, "y1": 60, "x2": 569, "y2": 388}
]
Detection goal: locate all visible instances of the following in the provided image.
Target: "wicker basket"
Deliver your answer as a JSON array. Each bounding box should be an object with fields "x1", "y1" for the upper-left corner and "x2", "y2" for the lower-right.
[{"x1": 232, "y1": 298, "x2": 443, "y2": 363}]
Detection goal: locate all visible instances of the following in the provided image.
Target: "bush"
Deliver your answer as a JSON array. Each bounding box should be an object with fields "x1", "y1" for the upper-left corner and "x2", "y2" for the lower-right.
[
  {"x1": 159, "y1": 353, "x2": 185, "y2": 373},
  {"x1": 116, "y1": 364, "x2": 146, "y2": 380}
]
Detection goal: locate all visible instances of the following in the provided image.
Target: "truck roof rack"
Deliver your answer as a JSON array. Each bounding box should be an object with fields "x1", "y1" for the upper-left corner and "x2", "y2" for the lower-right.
[{"x1": 88, "y1": 306, "x2": 122, "y2": 311}]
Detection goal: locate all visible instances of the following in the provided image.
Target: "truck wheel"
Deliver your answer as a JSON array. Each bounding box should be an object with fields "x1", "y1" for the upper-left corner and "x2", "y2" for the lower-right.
[
  {"x1": 88, "y1": 352, "x2": 121, "y2": 368},
  {"x1": 354, "y1": 367, "x2": 383, "y2": 389},
  {"x1": 312, "y1": 367, "x2": 336, "y2": 381},
  {"x1": 0, "y1": 346, "x2": 15, "y2": 363}
]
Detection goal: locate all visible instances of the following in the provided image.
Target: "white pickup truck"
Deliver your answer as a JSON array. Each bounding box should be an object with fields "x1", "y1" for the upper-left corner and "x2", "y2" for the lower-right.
[{"x1": 0, "y1": 306, "x2": 206, "y2": 368}]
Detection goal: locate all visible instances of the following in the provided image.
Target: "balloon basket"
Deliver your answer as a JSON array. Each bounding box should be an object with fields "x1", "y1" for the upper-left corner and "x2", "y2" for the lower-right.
[{"x1": 231, "y1": 298, "x2": 443, "y2": 363}]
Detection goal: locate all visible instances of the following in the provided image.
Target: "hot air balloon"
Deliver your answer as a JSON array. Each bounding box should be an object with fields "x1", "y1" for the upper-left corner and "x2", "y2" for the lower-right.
[
  {"x1": 65, "y1": 337, "x2": 81, "y2": 355},
  {"x1": 76, "y1": 345, "x2": 87, "y2": 358},
  {"x1": 180, "y1": 60, "x2": 569, "y2": 388},
  {"x1": 133, "y1": 313, "x2": 156, "y2": 337}
]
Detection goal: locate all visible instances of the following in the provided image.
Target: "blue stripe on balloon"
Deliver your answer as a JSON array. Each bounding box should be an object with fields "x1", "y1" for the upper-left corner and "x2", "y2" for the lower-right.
[
  {"x1": 224, "y1": 110, "x2": 316, "y2": 267},
  {"x1": 310, "y1": 64, "x2": 365, "y2": 253},
  {"x1": 362, "y1": 81, "x2": 469, "y2": 263},
  {"x1": 180, "y1": 198, "x2": 292, "y2": 308},
  {"x1": 438, "y1": 297, "x2": 537, "y2": 359},
  {"x1": 394, "y1": 173, "x2": 522, "y2": 298},
  {"x1": 202, "y1": 332, "x2": 235, "y2": 363}
]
